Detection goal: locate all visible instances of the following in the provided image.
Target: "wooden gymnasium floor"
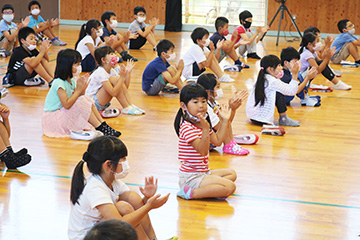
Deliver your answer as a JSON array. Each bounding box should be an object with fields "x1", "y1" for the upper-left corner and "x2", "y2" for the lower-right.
[{"x1": 1, "y1": 25, "x2": 360, "y2": 240}]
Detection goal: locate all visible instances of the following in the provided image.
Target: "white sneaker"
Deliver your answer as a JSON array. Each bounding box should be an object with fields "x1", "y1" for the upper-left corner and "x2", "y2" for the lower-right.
[
  {"x1": 70, "y1": 130, "x2": 103, "y2": 141},
  {"x1": 333, "y1": 80, "x2": 352, "y2": 90},
  {"x1": 219, "y1": 74, "x2": 235, "y2": 83},
  {"x1": 24, "y1": 78, "x2": 42, "y2": 86}
]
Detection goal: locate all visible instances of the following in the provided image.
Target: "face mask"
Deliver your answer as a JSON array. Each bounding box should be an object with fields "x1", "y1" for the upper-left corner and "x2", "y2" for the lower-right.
[
  {"x1": 183, "y1": 105, "x2": 208, "y2": 123},
  {"x1": 165, "y1": 52, "x2": 176, "y2": 61},
  {"x1": 203, "y1": 38, "x2": 210, "y2": 47},
  {"x1": 243, "y1": 21, "x2": 252, "y2": 29},
  {"x1": 109, "y1": 20, "x2": 118, "y2": 29},
  {"x1": 3, "y1": 14, "x2": 14, "y2": 22},
  {"x1": 313, "y1": 42, "x2": 322, "y2": 51},
  {"x1": 222, "y1": 30, "x2": 229, "y2": 36},
  {"x1": 348, "y1": 28, "x2": 355, "y2": 35},
  {"x1": 96, "y1": 28, "x2": 103, "y2": 37},
  {"x1": 275, "y1": 69, "x2": 284, "y2": 79},
  {"x1": 31, "y1": 9, "x2": 40, "y2": 15},
  {"x1": 25, "y1": 42, "x2": 37, "y2": 51},
  {"x1": 107, "y1": 56, "x2": 118, "y2": 66},
  {"x1": 73, "y1": 65, "x2": 82, "y2": 77},
  {"x1": 214, "y1": 88, "x2": 223, "y2": 99},
  {"x1": 137, "y1": 16, "x2": 146, "y2": 23},
  {"x1": 113, "y1": 160, "x2": 130, "y2": 179}
]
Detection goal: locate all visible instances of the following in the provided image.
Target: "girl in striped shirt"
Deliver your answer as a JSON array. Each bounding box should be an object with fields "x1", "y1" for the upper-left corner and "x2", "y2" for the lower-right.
[{"x1": 174, "y1": 83, "x2": 237, "y2": 200}]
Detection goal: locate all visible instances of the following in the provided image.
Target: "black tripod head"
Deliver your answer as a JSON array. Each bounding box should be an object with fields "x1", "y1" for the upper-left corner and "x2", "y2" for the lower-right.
[{"x1": 275, "y1": 0, "x2": 286, "y2": 4}]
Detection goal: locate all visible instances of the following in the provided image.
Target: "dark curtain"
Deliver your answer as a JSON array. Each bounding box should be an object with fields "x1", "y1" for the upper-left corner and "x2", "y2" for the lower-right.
[{"x1": 165, "y1": 0, "x2": 182, "y2": 32}]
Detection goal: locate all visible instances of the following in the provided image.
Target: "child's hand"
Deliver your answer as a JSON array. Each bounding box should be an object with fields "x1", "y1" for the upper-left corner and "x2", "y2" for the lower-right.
[
  {"x1": 305, "y1": 66, "x2": 318, "y2": 80},
  {"x1": 289, "y1": 60, "x2": 301, "y2": 74},
  {"x1": 125, "y1": 59, "x2": 135, "y2": 73},
  {"x1": 218, "y1": 104, "x2": 231, "y2": 121},
  {"x1": 50, "y1": 18, "x2": 60, "y2": 27},
  {"x1": 122, "y1": 31, "x2": 131, "y2": 42},
  {"x1": 324, "y1": 46, "x2": 336, "y2": 58},
  {"x1": 197, "y1": 113, "x2": 210, "y2": 130},
  {"x1": 139, "y1": 176, "x2": 158, "y2": 199},
  {"x1": 150, "y1": 17, "x2": 159, "y2": 26},
  {"x1": 256, "y1": 26, "x2": 262, "y2": 33},
  {"x1": 118, "y1": 64, "x2": 126, "y2": 78},
  {"x1": 262, "y1": 25, "x2": 270, "y2": 33},
  {"x1": 177, "y1": 59, "x2": 184, "y2": 71},
  {"x1": 20, "y1": 16, "x2": 30, "y2": 28},
  {"x1": 130, "y1": 33, "x2": 138, "y2": 39},
  {"x1": 76, "y1": 74, "x2": 90, "y2": 94},
  {"x1": 209, "y1": 41, "x2": 215, "y2": 51},
  {"x1": 40, "y1": 40, "x2": 51, "y2": 53},
  {"x1": 146, "y1": 193, "x2": 170, "y2": 209},
  {"x1": 229, "y1": 90, "x2": 248, "y2": 111},
  {"x1": 324, "y1": 35, "x2": 335, "y2": 47},
  {"x1": 0, "y1": 103, "x2": 10, "y2": 119},
  {"x1": 217, "y1": 39, "x2": 224, "y2": 49}
]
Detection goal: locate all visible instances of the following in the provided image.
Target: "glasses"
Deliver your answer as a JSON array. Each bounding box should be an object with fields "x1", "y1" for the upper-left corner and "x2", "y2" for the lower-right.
[{"x1": 3, "y1": 11, "x2": 13, "y2": 14}]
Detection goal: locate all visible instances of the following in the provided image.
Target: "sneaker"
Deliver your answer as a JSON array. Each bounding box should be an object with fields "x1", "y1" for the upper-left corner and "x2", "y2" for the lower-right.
[
  {"x1": 233, "y1": 134, "x2": 259, "y2": 145},
  {"x1": 121, "y1": 53, "x2": 138, "y2": 62},
  {"x1": 162, "y1": 85, "x2": 179, "y2": 93},
  {"x1": 58, "y1": 39, "x2": 67, "y2": 46},
  {"x1": 177, "y1": 185, "x2": 194, "y2": 200},
  {"x1": 2, "y1": 73, "x2": 13, "y2": 87},
  {"x1": 122, "y1": 106, "x2": 142, "y2": 115},
  {"x1": 99, "y1": 108, "x2": 121, "y2": 118},
  {"x1": 0, "y1": 49, "x2": 11, "y2": 58},
  {"x1": 340, "y1": 60, "x2": 359, "y2": 67},
  {"x1": 261, "y1": 125, "x2": 285, "y2": 136},
  {"x1": 247, "y1": 52, "x2": 261, "y2": 59},
  {"x1": 309, "y1": 84, "x2": 333, "y2": 92},
  {"x1": 223, "y1": 139, "x2": 249, "y2": 155},
  {"x1": 301, "y1": 96, "x2": 321, "y2": 107},
  {"x1": 70, "y1": 130, "x2": 103, "y2": 141},
  {"x1": 333, "y1": 80, "x2": 352, "y2": 90},
  {"x1": 51, "y1": 39, "x2": 62, "y2": 46},
  {"x1": 0, "y1": 88, "x2": 9, "y2": 99},
  {"x1": 241, "y1": 62, "x2": 250, "y2": 68},
  {"x1": 219, "y1": 74, "x2": 235, "y2": 83},
  {"x1": 279, "y1": 115, "x2": 300, "y2": 127},
  {"x1": 131, "y1": 105, "x2": 145, "y2": 114},
  {"x1": 24, "y1": 77, "x2": 42, "y2": 86},
  {"x1": 224, "y1": 64, "x2": 242, "y2": 72},
  {"x1": 309, "y1": 95, "x2": 321, "y2": 102}
]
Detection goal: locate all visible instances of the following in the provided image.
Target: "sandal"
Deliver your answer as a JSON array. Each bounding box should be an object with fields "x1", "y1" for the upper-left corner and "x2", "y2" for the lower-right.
[
  {"x1": 99, "y1": 108, "x2": 121, "y2": 118},
  {"x1": 233, "y1": 134, "x2": 259, "y2": 145}
]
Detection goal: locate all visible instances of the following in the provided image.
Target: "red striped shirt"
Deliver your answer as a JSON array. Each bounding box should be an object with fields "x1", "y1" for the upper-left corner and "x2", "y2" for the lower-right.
[{"x1": 178, "y1": 121, "x2": 213, "y2": 173}]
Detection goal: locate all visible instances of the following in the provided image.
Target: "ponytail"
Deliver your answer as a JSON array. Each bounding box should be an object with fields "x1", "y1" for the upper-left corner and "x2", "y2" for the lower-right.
[
  {"x1": 70, "y1": 159, "x2": 86, "y2": 205},
  {"x1": 174, "y1": 108, "x2": 184, "y2": 136},
  {"x1": 75, "y1": 19, "x2": 101, "y2": 49},
  {"x1": 75, "y1": 24, "x2": 87, "y2": 49}
]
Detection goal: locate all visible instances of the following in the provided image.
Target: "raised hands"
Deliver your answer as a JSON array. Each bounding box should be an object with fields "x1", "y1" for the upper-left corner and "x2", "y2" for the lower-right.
[
  {"x1": 125, "y1": 59, "x2": 136, "y2": 73},
  {"x1": 75, "y1": 73, "x2": 90, "y2": 94},
  {"x1": 216, "y1": 39, "x2": 224, "y2": 49},
  {"x1": 218, "y1": 104, "x2": 231, "y2": 121},
  {"x1": 139, "y1": 176, "x2": 158, "y2": 199},
  {"x1": 324, "y1": 46, "x2": 336, "y2": 59},
  {"x1": 305, "y1": 66, "x2": 318, "y2": 80},
  {"x1": 209, "y1": 41, "x2": 215, "y2": 51},
  {"x1": 146, "y1": 193, "x2": 170, "y2": 209},
  {"x1": 324, "y1": 35, "x2": 335, "y2": 47},
  {"x1": 50, "y1": 18, "x2": 60, "y2": 27},
  {"x1": 39, "y1": 40, "x2": 51, "y2": 53},
  {"x1": 289, "y1": 60, "x2": 301, "y2": 74},
  {"x1": 0, "y1": 103, "x2": 10, "y2": 120},
  {"x1": 19, "y1": 16, "x2": 30, "y2": 28},
  {"x1": 149, "y1": 17, "x2": 160, "y2": 26},
  {"x1": 229, "y1": 90, "x2": 248, "y2": 111},
  {"x1": 176, "y1": 59, "x2": 184, "y2": 71}
]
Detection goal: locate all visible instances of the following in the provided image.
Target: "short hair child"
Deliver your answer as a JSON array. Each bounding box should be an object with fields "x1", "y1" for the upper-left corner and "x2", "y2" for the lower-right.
[
  {"x1": 331, "y1": 19, "x2": 360, "y2": 65},
  {"x1": 100, "y1": 11, "x2": 137, "y2": 62},
  {"x1": 68, "y1": 136, "x2": 171, "y2": 240},
  {"x1": 231, "y1": 10, "x2": 269, "y2": 59},
  {"x1": 183, "y1": 27, "x2": 235, "y2": 82},
  {"x1": 142, "y1": 39, "x2": 184, "y2": 95},
  {"x1": 0, "y1": 4, "x2": 29, "y2": 57},
  {"x1": 84, "y1": 219, "x2": 138, "y2": 240},
  {"x1": 210, "y1": 16, "x2": 248, "y2": 70},
  {"x1": 174, "y1": 83, "x2": 237, "y2": 200},
  {"x1": 86, "y1": 45, "x2": 145, "y2": 115},
  {"x1": 27, "y1": 0, "x2": 66, "y2": 46},
  {"x1": 6, "y1": 26, "x2": 54, "y2": 86},
  {"x1": 128, "y1": 6, "x2": 158, "y2": 50}
]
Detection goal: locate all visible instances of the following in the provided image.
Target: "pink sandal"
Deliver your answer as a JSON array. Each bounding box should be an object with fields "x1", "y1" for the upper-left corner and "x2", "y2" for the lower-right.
[{"x1": 223, "y1": 139, "x2": 249, "y2": 156}]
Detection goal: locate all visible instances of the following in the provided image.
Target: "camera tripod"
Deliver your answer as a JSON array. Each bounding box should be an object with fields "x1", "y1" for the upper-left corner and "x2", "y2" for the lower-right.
[{"x1": 261, "y1": 0, "x2": 302, "y2": 46}]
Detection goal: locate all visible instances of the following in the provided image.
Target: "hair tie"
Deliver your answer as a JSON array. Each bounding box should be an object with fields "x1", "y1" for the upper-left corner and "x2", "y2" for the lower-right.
[
  {"x1": 260, "y1": 67, "x2": 264, "y2": 70},
  {"x1": 81, "y1": 159, "x2": 86, "y2": 163}
]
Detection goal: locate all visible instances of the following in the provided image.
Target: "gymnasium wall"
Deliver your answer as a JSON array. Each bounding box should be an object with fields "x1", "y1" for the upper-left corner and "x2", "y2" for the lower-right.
[{"x1": 58, "y1": 0, "x2": 360, "y2": 34}]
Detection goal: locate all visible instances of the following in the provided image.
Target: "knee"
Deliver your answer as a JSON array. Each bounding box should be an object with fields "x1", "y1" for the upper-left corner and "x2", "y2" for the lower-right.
[
  {"x1": 120, "y1": 191, "x2": 144, "y2": 209},
  {"x1": 115, "y1": 201, "x2": 135, "y2": 216},
  {"x1": 225, "y1": 181, "x2": 236, "y2": 196},
  {"x1": 229, "y1": 169, "x2": 237, "y2": 182}
]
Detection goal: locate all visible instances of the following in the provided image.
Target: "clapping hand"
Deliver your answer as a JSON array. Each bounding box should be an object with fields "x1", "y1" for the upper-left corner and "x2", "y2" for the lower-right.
[
  {"x1": 218, "y1": 104, "x2": 231, "y2": 121},
  {"x1": 76, "y1": 73, "x2": 90, "y2": 94},
  {"x1": 125, "y1": 59, "x2": 136, "y2": 73},
  {"x1": 216, "y1": 39, "x2": 224, "y2": 49},
  {"x1": 139, "y1": 176, "x2": 158, "y2": 199},
  {"x1": 305, "y1": 66, "x2": 318, "y2": 80},
  {"x1": 0, "y1": 103, "x2": 10, "y2": 119},
  {"x1": 229, "y1": 90, "x2": 248, "y2": 111}
]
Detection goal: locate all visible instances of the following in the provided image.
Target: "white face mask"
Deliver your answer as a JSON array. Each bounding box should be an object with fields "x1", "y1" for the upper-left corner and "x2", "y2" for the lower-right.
[
  {"x1": 348, "y1": 28, "x2": 355, "y2": 35},
  {"x1": 165, "y1": 52, "x2": 176, "y2": 61},
  {"x1": 137, "y1": 16, "x2": 146, "y2": 23},
  {"x1": 203, "y1": 38, "x2": 210, "y2": 47},
  {"x1": 73, "y1": 65, "x2": 82, "y2": 77},
  {"x1": 313, "y1": 42, "x2": 322, "y2": 51},
  {"x1": 96, "y1": 28, "x2": 103, "y2": 37},
  {"x1": 109, "y1": 20, "x2": 118, "y2": 29},
  {"x1": 214, "y1": 88, "x2": 223, "y2": 99},
  {"x1": 25, "y1": 42, "x2": 37, "y2": 51},
  {"x1": 31, "y1": 9, "x2": 40, "y2": 15},
  {"x1": 113, "y1": 160, "x2": 130, "y2": 179},
  {"x1": 3, "y1": 14, "x2": 14, "y2": 23}
]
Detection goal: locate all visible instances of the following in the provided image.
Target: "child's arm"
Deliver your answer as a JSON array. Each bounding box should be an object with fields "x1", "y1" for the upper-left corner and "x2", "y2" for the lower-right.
[
  {"x1": 57, "y1": 75, "x2": 89, "y2": 109},
  {"x1": 308, "y1": 47, "x2": 335, "y2": 73},
  {"x1": 189, "y1": 115, "x2": 211, "y2": 156},
  {"x1": 85, "y1": 42, "x2": 96, "y2": 59},
  {"x1": 136, "y1": 20, "x2": 157, "y2": 38},
  {"x1": 32, "y1": 20, "x2": 51, "y2": 34},
  {"x1": 297, "y1": 67, "x2": 318, "y2": 94},
  {"x1": 239, "y1": 27, "x2": 262, "y2": 45},
  {"x1": 22, "y1": 40, "x2": 51, "y2": 69},
  {"x1": 0, "y1": 103, "x2": 10, "y2": 137},
  {"x1": 209, "y1": 105, "x2": 231, "y2": 146},
  {"x1": 256, "y1": 26, "x2": 269, "y2": 43},
  {"x1": 198, "y1": 42, "x2": 215, "y2": 70},
  {"x1": 228, "y1": 90, "x2": 248, "y2": 122},
  {"x1": 161, "y1": 59, "x2": 184, "y2": 83},
  {"x1": 96, "y1": 192, "x2": 169, "y2": 227}
]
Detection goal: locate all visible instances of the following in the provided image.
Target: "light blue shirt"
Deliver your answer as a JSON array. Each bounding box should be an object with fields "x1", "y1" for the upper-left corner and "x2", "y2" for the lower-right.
[
  {"x1": 44, "y1": 78, "x2": 76, "y2": 112},
  {"x1": 0, "y1": 19, "x2": 17, "y2": 39},
  {"x1": 28, "y1": 15, "x2": 45, "y2": 28},
  {"x1": 331, "y1": 33, "x2": 358, "y2": 56}
]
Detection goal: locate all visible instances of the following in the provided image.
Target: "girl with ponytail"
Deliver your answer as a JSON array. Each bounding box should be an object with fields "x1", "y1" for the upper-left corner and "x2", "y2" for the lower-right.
[{"x1": 69, "y1": 136, "x2": 171, "y2": 240}]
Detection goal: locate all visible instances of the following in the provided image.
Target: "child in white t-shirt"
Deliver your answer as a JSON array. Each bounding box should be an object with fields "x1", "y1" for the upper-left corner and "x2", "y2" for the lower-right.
[{"x1": 86, "y1": 46, "x2": 145, "y2": 116}]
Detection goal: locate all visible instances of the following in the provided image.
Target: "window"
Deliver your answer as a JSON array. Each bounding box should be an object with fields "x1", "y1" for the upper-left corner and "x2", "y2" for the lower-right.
[{"x1": 183, "y1": 0, "x2": 267, "y2": 26}]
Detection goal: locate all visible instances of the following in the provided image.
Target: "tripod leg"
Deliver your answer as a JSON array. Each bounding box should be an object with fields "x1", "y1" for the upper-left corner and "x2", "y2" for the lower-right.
[
  {"x1": 276, "y1": 7, "x2": 284, "y2": 46},
  {"x1": 284, "y1": 6, "x2": 302, "y2": 38},
  {"x1": 260, "y1": 6, "x2": 281, "y2": 41}
]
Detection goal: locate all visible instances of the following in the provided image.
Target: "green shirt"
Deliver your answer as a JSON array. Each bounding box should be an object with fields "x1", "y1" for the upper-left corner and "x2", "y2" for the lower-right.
[{"x1": 44, "y1": 78, "x2": 76, "y2": 112}]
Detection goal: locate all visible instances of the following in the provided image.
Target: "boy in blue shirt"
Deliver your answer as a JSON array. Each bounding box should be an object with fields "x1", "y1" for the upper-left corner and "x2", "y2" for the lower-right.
[
  {"x1": 331, "y1": 19, "x2": 360, "y2": 65},
  {"x1": 0, "y1": 4, "x2": 29, "y2": 57},
  {"x1": 142, "y1": 39, "x2": 184, "y2": 95},
  {"x1": 100, "y1": 11, "x2": 137, "y2": 62},
  {"x1": 210, "y1": 17, "x2": 249, "y2": 71},
  {"x1": 27, "y1": 1, "x2": 66, "y2": 46}
]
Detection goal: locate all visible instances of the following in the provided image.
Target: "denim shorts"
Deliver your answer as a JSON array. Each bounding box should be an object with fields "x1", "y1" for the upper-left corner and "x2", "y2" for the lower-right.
[
  {"x1": 92, "y1": 94, "x2": 110, "y2": 111},
  {"x1": 145, "y1": 74, "x2": 166, "y2": 96},
  {"x1": 178, "y1": 171, "x2": 211, "y2": 189}
]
